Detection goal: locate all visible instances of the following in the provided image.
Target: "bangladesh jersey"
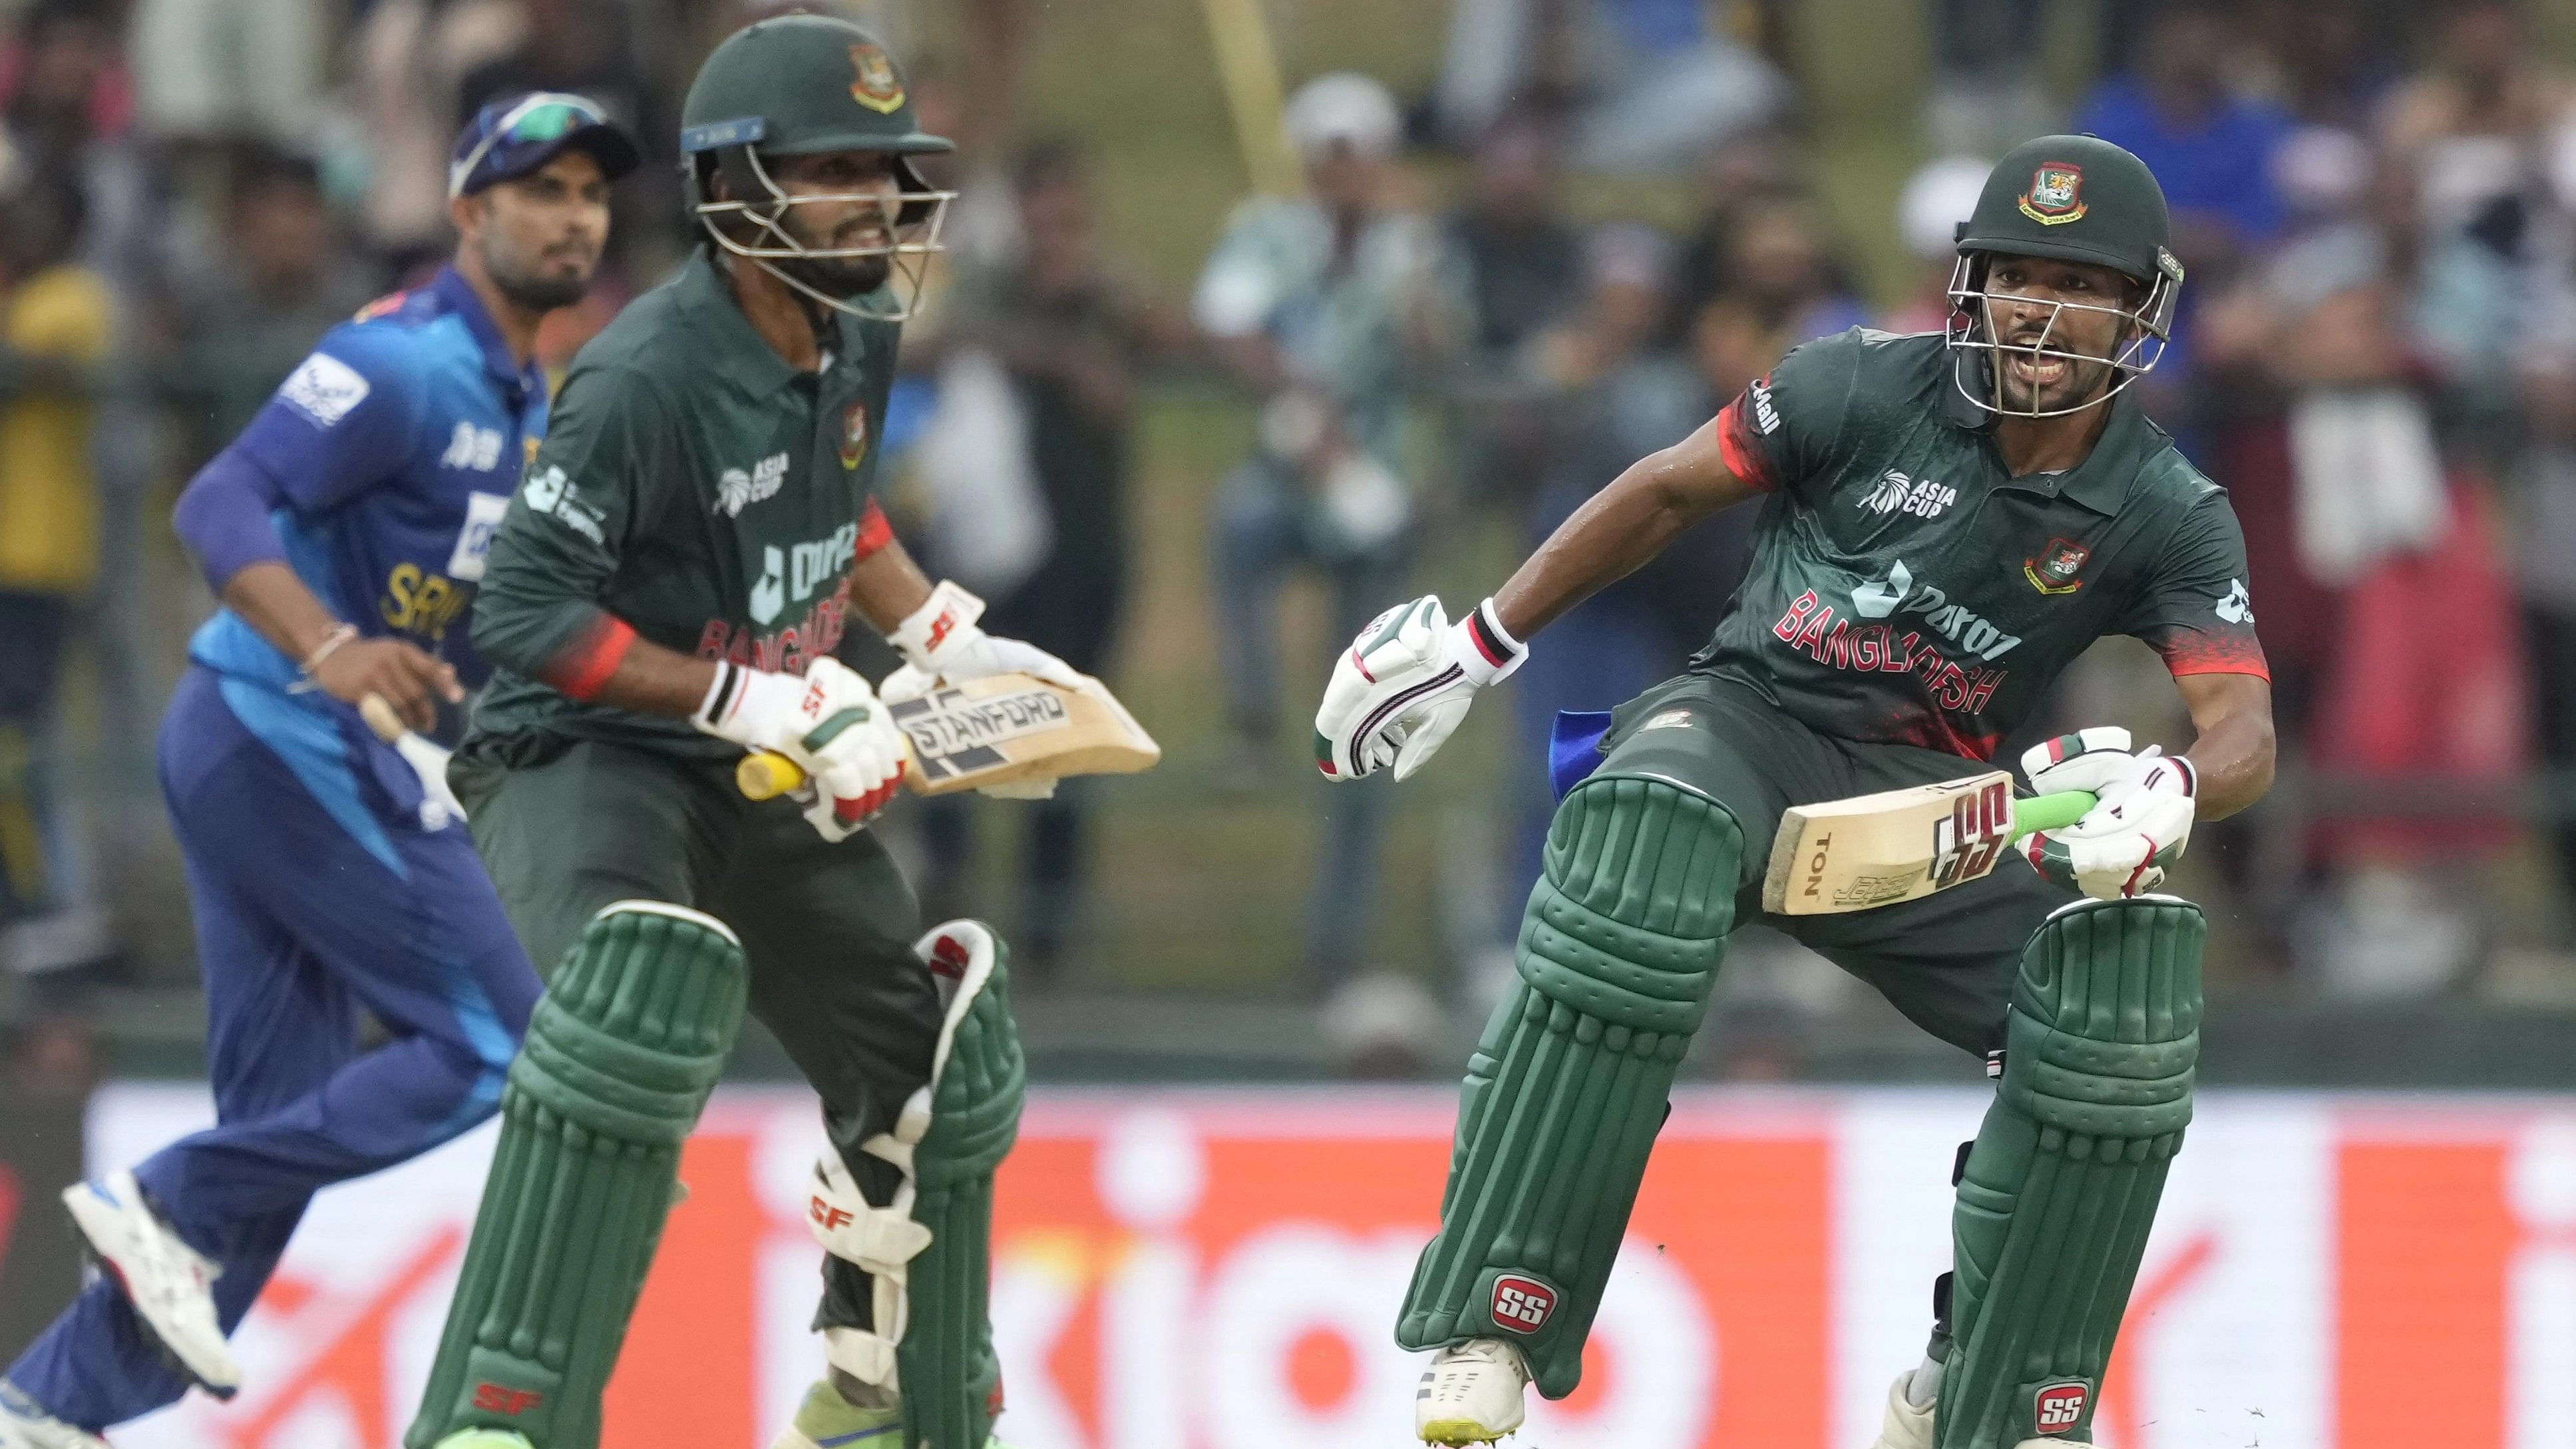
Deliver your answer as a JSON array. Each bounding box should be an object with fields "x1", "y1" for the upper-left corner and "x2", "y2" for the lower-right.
[
  {"x1": 465, "y1": 247, "x2": 900, "y2": 760},
  {"x1": 1692, "y1": 328, "x2": 2267, "y2": 760}
]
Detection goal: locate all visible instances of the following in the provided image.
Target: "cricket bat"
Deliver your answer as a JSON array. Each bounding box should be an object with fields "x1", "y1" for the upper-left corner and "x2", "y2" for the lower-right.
[
  {"x1": 737, "y1": 670, "x2": 1160, "y2": 801},
  {"x1": 1759, "y1": 771, "x2": 2096, "y2": 916}
]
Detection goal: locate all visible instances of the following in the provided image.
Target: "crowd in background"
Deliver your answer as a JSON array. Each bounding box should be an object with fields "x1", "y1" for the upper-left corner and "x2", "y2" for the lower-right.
[{"x1": 7, "y1": 0, "x2": 2576, "y2": 1074}]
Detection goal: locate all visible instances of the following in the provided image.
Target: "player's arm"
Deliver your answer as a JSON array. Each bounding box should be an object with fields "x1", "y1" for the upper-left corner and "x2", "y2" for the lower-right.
[
  {"x1": 1491, "y1": 414, "x2": 1759, "y2": 638},
  {"x1": 2174, "y1": 670, "x2": 2273, "y2": 820},
  {"x1": 839, "y1": 503, "x2": 1084, "y2": 701},
  {"x1": 171, "y1": 340, "x2": 462, "y2": 729}
]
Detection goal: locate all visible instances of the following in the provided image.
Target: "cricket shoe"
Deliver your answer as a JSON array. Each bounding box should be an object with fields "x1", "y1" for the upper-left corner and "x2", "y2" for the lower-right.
[
  {"x1": 61, "y1": 1169, "x2": 238, "y2": 1398},
  {"x1": 0, "y1": 1381, "x2": 107, "y2": 1449},
  {"x1": 766, "y1": 1378, "x2": 1017, "y2": 1449},
  {"x1": 1415, "y1": 1338, "x2": 1529, "y2": 1445},
  {"x1": 1869, "y1": 1372, "x2": 1932, "y2": 1449}
]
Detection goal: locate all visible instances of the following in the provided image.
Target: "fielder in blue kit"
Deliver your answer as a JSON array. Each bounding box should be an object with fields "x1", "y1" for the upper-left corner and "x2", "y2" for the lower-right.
[{"x1": 0, "y1": 97, "x2": 639, "y2": 1449}]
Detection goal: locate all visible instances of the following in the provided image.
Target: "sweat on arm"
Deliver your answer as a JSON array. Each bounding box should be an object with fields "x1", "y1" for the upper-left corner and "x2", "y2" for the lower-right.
[{"x1": 467, "y1": 365, "x2": 669, "y2": 700}]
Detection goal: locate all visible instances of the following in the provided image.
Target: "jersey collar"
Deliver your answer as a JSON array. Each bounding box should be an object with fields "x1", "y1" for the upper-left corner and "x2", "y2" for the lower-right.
[
  {"x1": 675, "y1": 245, "x2": 868, "y2": 395},
  {"x1": 429, "y1": 265, "x2": 546, "y2": 406},
  {"x1": 1940, "y1": 353, "x2": 2142, "y2": 516}
]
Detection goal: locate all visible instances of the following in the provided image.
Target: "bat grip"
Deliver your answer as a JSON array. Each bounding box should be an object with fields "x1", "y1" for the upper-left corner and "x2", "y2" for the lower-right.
[
  {"x1": 737, "y1": 749, "x2": 809, "y2": 801},
  {"x1": 2012, "y1": 789, "x2": 2098, "y2": 839}
]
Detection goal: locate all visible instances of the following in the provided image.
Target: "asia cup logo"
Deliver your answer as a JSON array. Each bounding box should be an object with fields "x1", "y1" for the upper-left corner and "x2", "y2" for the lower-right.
[{"x1": 2018, "y1": 162, "x2": 2088, "y2": 226}]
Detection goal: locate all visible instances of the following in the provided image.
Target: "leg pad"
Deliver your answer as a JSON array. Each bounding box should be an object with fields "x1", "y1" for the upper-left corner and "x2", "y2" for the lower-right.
[
  {"x1": 1395, "y1": 774, "x2": 1738, "y2": 1400},
  {"x1": 408, "y1": 903, "x2": 747, "y2": 1449},
  {"x1": 1935, "y1": 897, "x2": 2203, "y2": 1449}
]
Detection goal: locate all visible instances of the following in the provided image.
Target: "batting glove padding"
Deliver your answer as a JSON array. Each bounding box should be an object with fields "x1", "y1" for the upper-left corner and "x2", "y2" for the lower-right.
[
  {"x1": 882, "y1": 578, "x2": 1083, "y2": 704},
  {"x1": 1314, "y1": 595, "x2": 1525, "y2": 783},
  {"x1": 2018, "y1": 727, "x2": 2197, "y2": 900},
  {"x1": 695, "y1": 657, "x2": 908, "y2": 839}
]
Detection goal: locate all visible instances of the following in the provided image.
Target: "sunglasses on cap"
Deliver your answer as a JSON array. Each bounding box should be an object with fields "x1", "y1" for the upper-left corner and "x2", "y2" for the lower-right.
[{"x1": 449, "y1": 92, "x2": 618, "y2": 200}]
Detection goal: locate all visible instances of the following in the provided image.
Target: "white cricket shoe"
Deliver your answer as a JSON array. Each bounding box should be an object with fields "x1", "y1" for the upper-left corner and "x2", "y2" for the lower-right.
[
  {"x1": 1415, "y1": 1338, "x2": 1529, "y2": 1445},
  {"x1": 62, "y1": 1169, "x2": 238, "y2": 1398},
  {"x1": 0, "y1": 1382, "x2": 108, "y2": 1449},
  {"x1": 1870, "y1": 1371, "x2": 1933, "y2": 1449}
]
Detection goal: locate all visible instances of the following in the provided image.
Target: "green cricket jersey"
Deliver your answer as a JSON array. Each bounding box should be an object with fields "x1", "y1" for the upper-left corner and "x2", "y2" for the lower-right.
[
  {"x1": 464, "y1": 247, "x2": 900, "y2": 760},
  {"x1": 1696, "y1": 328, "x2": 2267, "y2": 760}
]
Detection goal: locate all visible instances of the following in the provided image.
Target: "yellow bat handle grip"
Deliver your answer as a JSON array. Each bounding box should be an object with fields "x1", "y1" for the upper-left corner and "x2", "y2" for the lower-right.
[{"x1": 737, "y1": 749, "x2": 809, "y2": 801}]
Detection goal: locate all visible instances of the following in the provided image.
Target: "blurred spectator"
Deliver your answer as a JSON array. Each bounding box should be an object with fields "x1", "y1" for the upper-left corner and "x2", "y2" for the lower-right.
[
  {"x1": 1679, "y1": 192, "x2": 1866, "y2": 380},
  {"x1": 1, "y1": 4, "x2": 149, "y2": 302},
  {"x1": 2073, "y1": 0, "x2": 2293, "y2": 265},
  {"x1": 1444, "y1": 120, "x2": 1582, "y2": 515},
  {"x1": 166, "y1": 147, "x2": 377, "y2": 457},
  {"x1": 1507, "y1": 222, "x2": 1748, "y2": 906},
  {"x1": 1433, "y1": 0, "x2": 1786, "y2": 173},
  {"x1": 1194, "y1": 71, "x2": 1464, "y2": 1032},
  {"x1": 1661, "y1": 128, "x2": 1793, "y2": 346},
  {"x1": 0, "y1": 169, "x2": 114, "y2": 979},
  {"x1": 128, "y1": 0, "x2": 326, "y2": 150},
  {"x1": 1922, "y1": 0, "x2": 2052, "y2": 158},
  {"x1": 2383, "y1": 1, "x2": 2571, "y2": 268},
  {"x1": 1882, "y1": 154, "x2": 1990, "y2": 334},
  {"x1": 354, "y1": 0, "x2": 526, "y2": 269},
  {"x1": 913, "y1": 138, "x2": 1187, "y2": 987}
]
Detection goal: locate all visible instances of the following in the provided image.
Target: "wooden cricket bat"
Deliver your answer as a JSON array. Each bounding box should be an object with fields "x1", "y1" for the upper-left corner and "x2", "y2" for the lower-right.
[
  {"x1": 1759, "y1": 771, "x2": 2096, "y2": 917},
  {"x1": 737, "y1": 670, "x2": 1160, "y2": 801}
]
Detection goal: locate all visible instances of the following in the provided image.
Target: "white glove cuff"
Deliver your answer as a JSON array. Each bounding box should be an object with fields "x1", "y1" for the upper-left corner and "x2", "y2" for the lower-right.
[
  {"x1": 691, "y1": 663, "x2": 803, "y2": 747},
  {"x1": 888, "y1": 579, "x2": 986, "y2": 673},
  {"x1": 2167, "y1": 755, "x2": 2197, "y2": 797},
  {"x1": 1457, "y1": 598, "x2": 1527, "y2": 686}
]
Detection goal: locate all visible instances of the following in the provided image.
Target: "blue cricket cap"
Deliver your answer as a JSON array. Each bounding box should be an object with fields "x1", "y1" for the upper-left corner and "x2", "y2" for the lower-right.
[{"x1": 450, "y1": 91, "x2": 643, "y2": 200}]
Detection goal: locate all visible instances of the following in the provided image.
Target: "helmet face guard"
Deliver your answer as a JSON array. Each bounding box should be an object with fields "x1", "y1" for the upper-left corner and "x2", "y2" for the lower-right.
[
  {"x1": 685, "y1": 129, "x2": 954, "y2": 322},
  {"x1": 1944, "y1": 249, "x2": 2179, "y2": 419}
]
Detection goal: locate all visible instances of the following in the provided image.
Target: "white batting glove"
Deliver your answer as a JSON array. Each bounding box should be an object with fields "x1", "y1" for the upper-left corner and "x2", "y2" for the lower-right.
[
  {"x1": 1314, "y1": 595, "x2": 1525, "y2": 783},
  {"x1": 2018, "y1": 726, "x2": 2198, "y2": 899},
  {"x1": 879, "y1": 579, "x2": 1082, "y2": 704},
  {"x1": 696, "y1": 656, "x2": 908, "y2": 839}
]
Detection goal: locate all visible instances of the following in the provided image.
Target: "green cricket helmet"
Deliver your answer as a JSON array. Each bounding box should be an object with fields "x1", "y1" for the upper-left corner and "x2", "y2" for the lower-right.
[
  {"x1": 679, "y1": 14, "x2": 955, "y2": 319},
  {"x1": 1946, "y1": 134, "x2": 2187, "y2": 418}
]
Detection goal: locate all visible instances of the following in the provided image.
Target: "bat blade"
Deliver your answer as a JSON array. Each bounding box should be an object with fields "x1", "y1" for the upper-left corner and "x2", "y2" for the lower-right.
[
  {"x1": 1761, "y1": 771, "x2": 2032, "y2": 917},
  {"x1": 737, "y1": 670, "x2": 1160, "y2": 801}
]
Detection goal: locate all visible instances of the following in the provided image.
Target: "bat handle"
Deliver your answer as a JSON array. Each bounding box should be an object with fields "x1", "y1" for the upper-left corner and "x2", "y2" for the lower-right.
[
  {"x1": 2012, "y1": 789, "x2": 2098, "y2": 840},
  {"x1": 737, "y1": 749, "x2": 809, "y2": 801},
  {"x1": 358, "y1": 693, "x2": 407, "y2": 744}
]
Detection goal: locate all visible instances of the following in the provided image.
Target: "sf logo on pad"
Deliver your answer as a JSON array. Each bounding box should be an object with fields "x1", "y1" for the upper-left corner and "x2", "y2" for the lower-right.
[{"x1": 1489, "y1": 1274, "x2": 1557, "y2": 1334}]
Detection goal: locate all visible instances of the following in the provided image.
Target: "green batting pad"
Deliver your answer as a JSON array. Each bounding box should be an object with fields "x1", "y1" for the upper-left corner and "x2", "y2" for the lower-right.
[
  {"x1": 1396, "y1": 773, "x2": 1738, "y2": 1400},
  {"x1": 900, "y1": 937, "x2": 1025, "y2": 1449},
  {"x1": 408, "y1": 904, "x2": 747, "y2": 1449},
  {"x1": 1936, "y1": 897, "x2": 2203, "y2": 1449}
]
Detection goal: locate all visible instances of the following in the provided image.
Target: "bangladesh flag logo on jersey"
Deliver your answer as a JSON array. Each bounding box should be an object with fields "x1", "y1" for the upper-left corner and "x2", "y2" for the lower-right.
[
  {"x1": 840, "y1": 401, "x2": 870, "y2": 471},
  {"x1": 2024, "y1": 537, "x2": 2090, "y2": 594}
]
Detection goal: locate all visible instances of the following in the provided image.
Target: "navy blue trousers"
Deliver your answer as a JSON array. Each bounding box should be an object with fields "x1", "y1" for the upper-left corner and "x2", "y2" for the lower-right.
[{"x1": 6, "y1": 667, "x2": 538, "y2": 1432}]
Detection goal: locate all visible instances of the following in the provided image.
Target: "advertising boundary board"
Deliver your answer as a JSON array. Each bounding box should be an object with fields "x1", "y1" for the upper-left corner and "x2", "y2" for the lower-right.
[{"x1": 63, "y1": 1084, "x2": 2576, "y2": 1449}]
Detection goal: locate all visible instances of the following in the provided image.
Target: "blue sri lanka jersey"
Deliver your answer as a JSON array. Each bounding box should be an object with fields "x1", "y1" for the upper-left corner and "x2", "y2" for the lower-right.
[{"x1": 188, "y1": 268, "x2": 548, "y2": 708}]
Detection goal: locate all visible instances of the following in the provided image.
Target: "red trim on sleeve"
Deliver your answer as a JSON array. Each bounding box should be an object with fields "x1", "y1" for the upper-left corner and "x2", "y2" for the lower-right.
[
  {"x1": 1716, "y1": 395, "x2": 1777, "y2": 493},
  {"x1": 850, "y1": 499, "x2": 896, "y2": 563},
  {"x1": 2155, "y1": 632, "x2": 2271, "y2": 684},
  {"x1": 543, "y1": 614, "x2": 637, "y2": 702}
]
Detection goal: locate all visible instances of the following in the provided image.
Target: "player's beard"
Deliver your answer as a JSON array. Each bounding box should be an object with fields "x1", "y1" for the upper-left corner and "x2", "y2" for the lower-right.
[
  {"x1": 773, "y1": 203, "x2": 894, "y2": 301},
  {"x1": 486, "y1": 236, "x2": 596, "y2": 313}
]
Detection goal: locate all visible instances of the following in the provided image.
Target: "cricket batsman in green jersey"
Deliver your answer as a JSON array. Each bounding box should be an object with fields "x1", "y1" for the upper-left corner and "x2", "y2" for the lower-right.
[
  {"x1": 1316, "y1": 136, "x2": 2275, "y2": 1449},
  {"x1": 405, "y1": 17, "x2": 1064, "y2": 1449}
]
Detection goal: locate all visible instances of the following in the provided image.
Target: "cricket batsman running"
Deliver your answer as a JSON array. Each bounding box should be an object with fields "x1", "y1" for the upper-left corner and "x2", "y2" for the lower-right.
[
  {"x1": 1316, "y1": 136, "x2": 2274, "y2": 1449},
  {"x1": 404, "y1": 18, "x2": 1061, "y2": 1449}
]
